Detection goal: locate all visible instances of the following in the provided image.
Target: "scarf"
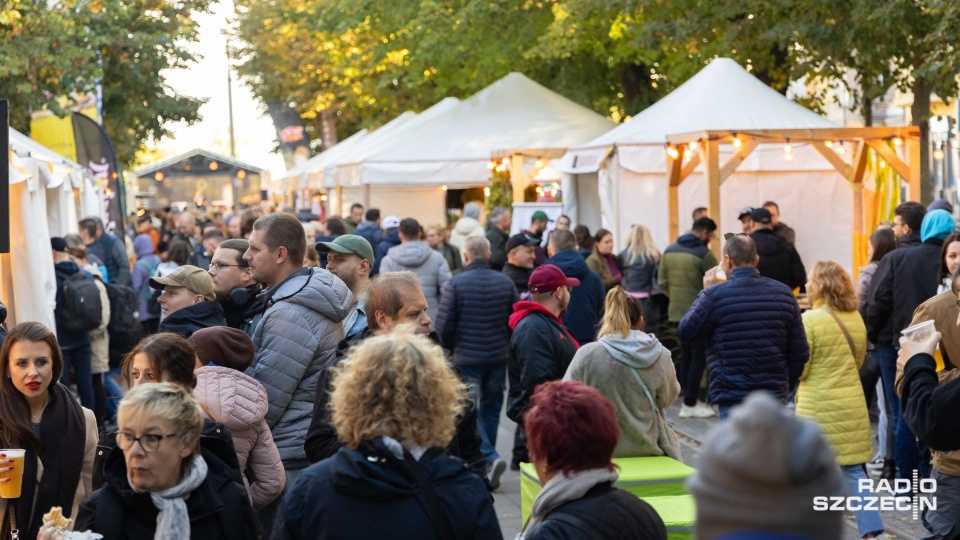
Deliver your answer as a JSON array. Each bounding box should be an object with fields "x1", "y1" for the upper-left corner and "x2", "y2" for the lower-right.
[
  {"x1": 4, "y1": 383, "x2": 86, "y2": 540},
  {"x1": 521, "y1": 468, "x2": 619, "y2": 535},
  {"x1": 130, "y1": 454, "x2": 208, "y2": 540}
]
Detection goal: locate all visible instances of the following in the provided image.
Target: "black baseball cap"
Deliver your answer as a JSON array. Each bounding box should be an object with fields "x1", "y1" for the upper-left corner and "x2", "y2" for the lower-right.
[
  {"x1": 750, "y1": 207, "x2": 772, "y2": 225},
  {"x1": 506, "y1": 234, "x2": 540, "y2": 253},
  {"x1": 738, "y1": 206, "x2": 754, "y2": 220}
]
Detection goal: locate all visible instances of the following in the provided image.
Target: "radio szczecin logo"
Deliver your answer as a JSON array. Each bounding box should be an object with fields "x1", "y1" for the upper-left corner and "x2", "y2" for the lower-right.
[{"x1": 813, "y1": 473, "x2": 936, "y2": 519}]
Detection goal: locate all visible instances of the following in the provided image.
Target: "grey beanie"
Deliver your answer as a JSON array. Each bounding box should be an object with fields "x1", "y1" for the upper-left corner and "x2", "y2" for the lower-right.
[
  {"x1": 687, "y1": 392, "x2": 846, "y2": 540},
  {"x1": 928, "y1": 199, "x2": 954, "y2": 214},
  {"x1": 464, "y1": 202, "x2": 481, "y2": 219}
]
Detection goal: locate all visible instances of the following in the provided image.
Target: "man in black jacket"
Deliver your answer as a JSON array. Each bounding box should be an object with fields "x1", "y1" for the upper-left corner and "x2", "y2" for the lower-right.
[
  {"x1": 545, "y1": 230, "x2": 605, "y2": 344},
  {"x1": 868, "y1": 205, "x2": 955, "y2": 481},
  {"x1": 502, "y1": 233, "x2": 539, "y2": 295},
  {"x1": 506, "y1": 264, "x2": 580, "y2": 469},
  {"x1": 749, "y1": 207, "x2": 806, "y2": 290},
  {"x1": 435, "y1": 236, "x2": 518, "y2": 488},
  {"x1": 150, "y1": 264, "x2": 227, "y2": 338},
  {"x1": 209, "y1": 239, "x2": 262, "y2": 337},
  {"x1": 485, "y1": 207, "x2": 512, "y2": 271},
  {"x1": 303, "y1": 271, "x2": 487, "y2": 484}
]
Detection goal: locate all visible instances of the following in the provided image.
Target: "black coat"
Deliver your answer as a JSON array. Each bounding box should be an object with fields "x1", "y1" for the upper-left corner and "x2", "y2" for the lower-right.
[
  {"x1": 277, "y1": 438, "x2": 502, "y2": 540},
  {"x1": 219, "y1": 284, "x2": 263, "y2": 336},
  {"x1": 544, "y1": 249, "x2": 605, "y2": 344},
  {"x1": 506, "y1": 304, "x2": 579, "y2": 424},
  {"x1": 76, "y1": 443, "x2": 258, "y2": 540},
  {"x1": 901, "y1": 353, "x2": 960, "y2": 452},
  {"x1": 525, "y1": 483, "x2": 667, "y2": 540},
  {"x1": 866, "y1": 237, "x2": 943, "y2": 347},
  {"x1": 618, "y1": 250, "x2": 657, "y2": 293},
  {"x1": 435, "y1": 260, "x2": 519, "y2": 369},
  {"x1": 862, "y1": 233, "x2": 920, "y2": 345},
  {"x1": 486, "y1": 227, "x2": 510, "y2": 272},
  {"x1": 502, "y1": 263, "x2": 532, "y2": 295},
  {"x1": 373, "y1": 229, "x2": 401, "y2": 275},
  {"x1": 158, "y1": 300, "x2": 227, "y2": 338},
  {"x1": 750, "y1": 228, "x2": 806, "y2": 290},
  {"x1": 304, "y1": 329, "x2": 488, "y2": 482}
]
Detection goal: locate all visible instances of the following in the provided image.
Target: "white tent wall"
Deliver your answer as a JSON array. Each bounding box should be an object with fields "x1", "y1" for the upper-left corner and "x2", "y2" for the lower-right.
[
  {"x1": 338, "y1": 186, "x2": 449, "y2": 226},
  {"x1": 80, "y1": 178, "x2": 105, "y2": 220},
  {"x1": 560, "y1": 172, "x2": 603, "y2": 232}
]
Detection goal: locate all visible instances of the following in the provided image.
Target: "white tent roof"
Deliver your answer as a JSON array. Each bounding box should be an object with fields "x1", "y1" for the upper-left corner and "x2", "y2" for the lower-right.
[
  {"x1": 335, "y1": 97, "x2": 461, "y2": 187},
  {"x1": 562, "y1": 58, "x2": 838, "y2": 173},
  {"x1": 358, "y1": 72, "x2": 615, "y2": 186},
  {"x1": 283, "y1": 128, "x2": 370, "y2": 180}
]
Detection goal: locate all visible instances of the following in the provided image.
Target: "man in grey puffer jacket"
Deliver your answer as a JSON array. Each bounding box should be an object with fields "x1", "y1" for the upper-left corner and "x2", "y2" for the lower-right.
[
  {"x1": 379, "y1": 217, "x2": 452, "y2": 320},
  {"x1": 243, "y1": 212, "x2": 352, "y2": 490}
]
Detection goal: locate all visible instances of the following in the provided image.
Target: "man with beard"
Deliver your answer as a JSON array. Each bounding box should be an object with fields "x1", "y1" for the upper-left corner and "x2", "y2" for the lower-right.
[
  {"x1": 316, "y1": 235, "x2": 374, "y2": 339},
  {"x1": 208, "y1": 239, "x2": 262, "y2": 337},
  {"x1": 521, "y1": 210, "x2": 552, "y2": 266},
  {"x1": 506, "y1": 264, "x2": 580, "y2": 468}
]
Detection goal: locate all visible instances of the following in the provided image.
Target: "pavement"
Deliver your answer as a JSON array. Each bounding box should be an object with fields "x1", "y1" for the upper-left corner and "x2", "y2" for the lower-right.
[{"x1": 489, "y1": 400, "x2": 929, "y2": 539}]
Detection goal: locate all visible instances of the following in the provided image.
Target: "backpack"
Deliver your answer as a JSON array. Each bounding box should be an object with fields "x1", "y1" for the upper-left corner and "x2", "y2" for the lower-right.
[
  {"x1": 135, "y1": 258, "x2": 162, "y2": 318},
  {"x1": 56, "y1": 270, "x2": 103, "y2": 333},
  {"x1": 96, "y1": 277, "x2": 139, "y2": 334}
]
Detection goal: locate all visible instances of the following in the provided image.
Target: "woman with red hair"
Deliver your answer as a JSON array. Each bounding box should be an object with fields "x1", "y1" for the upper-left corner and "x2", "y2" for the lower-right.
[{"x1": 520, "y1": 380, "x2": 667, "y2": 539}]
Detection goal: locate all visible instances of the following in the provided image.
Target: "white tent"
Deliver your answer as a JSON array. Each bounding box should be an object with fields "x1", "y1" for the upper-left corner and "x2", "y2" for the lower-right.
[
  {"x1": 281, "y1": 128, "x2": 370, "y2": 192},
  {"x1": 560, "y1": 58, "x2": 859, "y2": 271},
  {"x1": 357, "y1": 72, "x2": 616, "y2": 188},
  {"x1": 5, "y1": 128, "x2": 102, "y2": 329}
]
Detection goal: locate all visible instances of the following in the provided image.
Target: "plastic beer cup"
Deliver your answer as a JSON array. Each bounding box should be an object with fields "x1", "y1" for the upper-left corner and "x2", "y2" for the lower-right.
[{"x1": 0, "y1": 449, "x2": 25, "y2": 499}]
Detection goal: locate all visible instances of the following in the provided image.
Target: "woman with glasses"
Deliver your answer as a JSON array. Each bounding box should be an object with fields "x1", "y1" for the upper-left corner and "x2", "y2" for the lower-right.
[
  {"x1": 0, "y1": 322, "x2": 98, "y2": 540},
  {"x1": 76, "y1": 383, "x2": 257, "y2": 538}
]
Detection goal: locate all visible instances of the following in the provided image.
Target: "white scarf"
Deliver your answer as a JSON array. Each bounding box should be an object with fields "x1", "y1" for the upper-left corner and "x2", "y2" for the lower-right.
[
  {"x1": 519, "y1": 467, "x2": 619, "y2": 538},
  {"x1": 130, "y1": 454, "x2": 209, "y2": 540}
]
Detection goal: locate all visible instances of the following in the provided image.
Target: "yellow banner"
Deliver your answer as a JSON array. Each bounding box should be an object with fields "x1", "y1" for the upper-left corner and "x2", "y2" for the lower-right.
[{"x1": 29, "y1": 93, "x2": 99, "y2": 162}]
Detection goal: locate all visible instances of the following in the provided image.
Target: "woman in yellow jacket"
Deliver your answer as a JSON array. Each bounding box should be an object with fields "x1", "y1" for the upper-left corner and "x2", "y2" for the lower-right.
[{"x1": 798, "y1": 260, "x2": 883, "y2": 540}]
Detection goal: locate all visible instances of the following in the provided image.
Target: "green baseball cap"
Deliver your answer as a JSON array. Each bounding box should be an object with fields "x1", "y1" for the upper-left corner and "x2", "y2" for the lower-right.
[
  {"x1": 531, "y1": 210, "x2": 554, "y2": 223},
  {"x1": 316, "y1": 234, "x2": 375, "y2": 264}
]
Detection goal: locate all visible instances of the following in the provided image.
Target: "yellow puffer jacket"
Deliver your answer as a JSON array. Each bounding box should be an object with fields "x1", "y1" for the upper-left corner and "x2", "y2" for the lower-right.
[{"x1": 797, "y1": 305, "x2": 873, "y2": 466}]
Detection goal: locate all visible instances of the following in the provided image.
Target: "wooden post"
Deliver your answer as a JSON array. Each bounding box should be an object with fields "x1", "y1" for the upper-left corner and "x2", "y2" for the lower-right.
[
  {"x1": 703, "y1": 139, "x2": 721, "y2": 259},
  {"x1": 511, "y1": 154, "x2": 526, "y2": 203},
  {"x1": 906, "y1": 136, "x2": 922, "y2": 202},
  {"x1": 335, "y1": 185, "x2": 343, "y2": 217},
  {"x1": 667, "y1": 150, "x2": 682, "y2": 242},
  {"x1": 363, "y1": 184, "x2": 371, "y2": 209}
]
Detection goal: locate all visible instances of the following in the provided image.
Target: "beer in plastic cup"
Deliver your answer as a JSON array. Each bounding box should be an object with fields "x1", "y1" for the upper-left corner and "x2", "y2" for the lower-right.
[
  {"x1": 715, "y1": 267, "x2": 726, "y2": 283},
  {"x1": 902, "y1": 320, "x2": 936, "y2": 343},
  {"x1": 0, "y1": 449, "x2": 25, "y2": 499}
]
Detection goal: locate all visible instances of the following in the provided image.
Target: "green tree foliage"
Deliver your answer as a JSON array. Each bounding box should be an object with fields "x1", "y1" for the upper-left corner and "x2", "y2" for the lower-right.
[{"x1": 0, "y1": 0, "x2": 211, "y2": 168}]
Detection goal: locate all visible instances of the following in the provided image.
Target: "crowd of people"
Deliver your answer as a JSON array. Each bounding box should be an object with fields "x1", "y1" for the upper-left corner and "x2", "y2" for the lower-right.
[{"x1": 0, "y1": 195, "x2": 958, "y2": 539}]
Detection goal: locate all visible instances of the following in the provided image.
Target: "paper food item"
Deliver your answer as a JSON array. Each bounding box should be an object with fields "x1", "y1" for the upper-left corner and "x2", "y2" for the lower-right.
[{"x1": 41, "y1": 507, "x2": 103, "y2": 540}]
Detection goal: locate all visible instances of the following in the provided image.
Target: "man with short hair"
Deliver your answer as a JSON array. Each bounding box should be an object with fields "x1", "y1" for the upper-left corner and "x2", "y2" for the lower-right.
[
  {"x1": 79, "y1": 216, "x2": 131, "y2": 286},
  {"x1": 243, "y1": 212, "x2": 352, "y2": 487},
  {"x1": 660, "y1": 216, "x2": 718, "y2": 418},
  {"x1": 762, "y1": 201, "x2": 796, "y2": 245},
  {"x1": 750, "y1": 207, "x2": 806, "y2": 291},
  {"x1": 189, "y1": 229, "x2": 225, "y2": 271},
  {"x1": 679, "y1": 235, "x2": 809, "y2": 420},
  {"x1": 304, "y1": 271, "x2": 487, "y2": 483},
  {"x1": 353, "y1": 208, "x2": 383, "y2": 253},
  {"x1": 209, "y1": 239, "x2": 261, "y2": 336},
  {"x1": 435, "y1": 236, "x2": 519, "y2": 487},
  {"x1": 150, "y1": 264, "x2": 227, "y2": 337},
  {"x1": 52, "y1": 236, "x2": 96, "y2": 410},
  {"x1": 737, "y1": 207, "x2": 754, "y2": 234},
  {"x1": 344, "y1": 203, "x2": 363, "y2": 233},
  {"x1": 692, "y1": 207, "x2": 709, "y2": 221},
  {"x1": 521, "y1": 210, "x2": 552, "y2": 266},
  {"x1": 506, "y1": 264, "x2": 580, "y2": 468},
  {"x1": 868, "y1": 204, "x2": 952, "y2": 481},
  {"x1": 502, "y1": 233, "x2": 540, "y2": 295},
  {"x1": 545, "y1": 229, "x2": 605, "y2": 344},
  {"x1": 379, "y1": 217, "x2": 452, "y2": 320},
  {"x1": 316, "y1": 234, "x2": 374, "y2": 339},
  {"x1": 372, "y1": 215, "x2": 401, "y2": 276},
  {"x1": 485, "y1": 207, "x2": 513, "y2": 272},
  {"x1": 174, "y1": 212, "x2": 199, "y2": 248}
]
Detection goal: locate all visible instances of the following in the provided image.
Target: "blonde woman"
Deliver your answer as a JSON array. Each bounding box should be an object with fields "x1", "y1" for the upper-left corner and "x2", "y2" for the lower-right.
[
  {"x1": 564, "y1": 287, "x2": 681, "y2": 460},
  {"x1": 797, "y1": 261, "x2": 883, "y2": 539},
  {"x1": 619, "y1": 224, "x2": 662, "y2": 334},
  {"x1": 277, "y1": 332, "x2": 502, "y2": 539}
]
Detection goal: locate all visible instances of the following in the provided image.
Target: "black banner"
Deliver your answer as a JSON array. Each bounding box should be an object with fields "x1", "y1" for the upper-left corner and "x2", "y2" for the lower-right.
[
  {"x1": 266, "y1": 102, "x2": 312, "y2": 171},
  {"x1": 72, "y1": 112, "x2": 124, "y2": 232}
]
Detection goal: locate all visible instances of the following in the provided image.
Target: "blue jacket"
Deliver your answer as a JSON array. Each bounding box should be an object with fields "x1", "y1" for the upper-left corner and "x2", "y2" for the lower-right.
[
  {"x1": 545, "y1": 249, "x2": 605, "y2": 344},
  {"x1": 435, "y1": 260, "x2": 519, "y2": 368},
  {"x1": 54, "y1": 261, "x2": 93, "y2": 349},
  {"x1": 678, "y1": 267, "x2": 809, "y2": 405},
  {"x1": 373, "y1": 229, "x2": 401, "y2": 275},
  {"x1": 86, "y1": 233, "x2": 131, "y2": 287},
  {"x1": 276, "y1": 438, "x2": 502, "y2": 540},
  {"x1": 354, "y1": 221, "x2": 384, "y2": 253}
]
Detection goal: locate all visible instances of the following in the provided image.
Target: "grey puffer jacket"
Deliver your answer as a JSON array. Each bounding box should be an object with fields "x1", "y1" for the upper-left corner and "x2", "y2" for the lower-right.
[
  {"x1": 246, "y1": 267, "x2": 352, "y2": 470},
  {"x1": 379, "y1": 241, "x2": 452, "y2": 320}
]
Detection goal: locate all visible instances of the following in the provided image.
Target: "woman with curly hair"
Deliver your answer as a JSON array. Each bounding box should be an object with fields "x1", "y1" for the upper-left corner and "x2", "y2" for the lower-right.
[{"x1": 277, "y1": 331, "x2": 502, "y2": 539}]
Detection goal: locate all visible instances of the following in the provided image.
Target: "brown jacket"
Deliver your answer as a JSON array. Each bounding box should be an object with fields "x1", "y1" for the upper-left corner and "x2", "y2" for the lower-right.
[
  {"x1": 910, "y1": 291, "x2": 960, "y2": 370},
  {"x1": 586, "y1": 249, "x2": 622, "y2": 291},
  {"x1": 931, "y1": 369, "x2": 960, "y2": 475}
]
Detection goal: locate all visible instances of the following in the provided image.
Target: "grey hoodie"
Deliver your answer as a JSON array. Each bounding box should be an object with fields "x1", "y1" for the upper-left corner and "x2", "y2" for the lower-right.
[
  {"x1": 247, "y1": 267, "x2": 352, "y2": 469},
  {"x1": 379, "y1": 241, "x2": 452, "y2": 320},
  {"x1": 565, "y1": 330, "x2": 682, "y2": 460}
]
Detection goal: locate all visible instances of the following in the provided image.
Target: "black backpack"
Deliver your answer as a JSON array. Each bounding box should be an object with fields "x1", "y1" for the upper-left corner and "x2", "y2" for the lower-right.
[
  {"x1": 56, "y1": 270, "x2": 103, "y2": 333},
  {"x1": 96, "y1": 277, "x2": 139, "y2": 334}
]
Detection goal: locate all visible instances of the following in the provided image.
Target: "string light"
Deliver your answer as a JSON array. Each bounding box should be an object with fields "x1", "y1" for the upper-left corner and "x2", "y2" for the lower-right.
[
  {"x1": 154, "y1": 172, "x2": 164, "y2": 181},
  {"x1": 688, "y1": 141, "x2": 698, "y2": 152},
  {"x1": 934, "y1": 146, "x2": 945, "y2": 161},
  {"x1": 237, "y1": 170, "x2": 247, "y2": 179},
  {"x1": 732, "y1": 136, "x2": 742, "y2": 149},
  {"x1": 683, "y1": 148, "x2": 692, "y2": 159},
  {"x1": 825, "y1": 140, "x2": 833, "y2": 148},
  {"x1": 893, "y1": 137, "x2": 903, "y2": 147},
  {"x1": 320, "y1": 194, "x2": 327, "y2": 202},
  {"x1": 483, "y1": 187, "x2": 490, "y2": 197},
  {"x1": 441, "y1": 185, "x2": 448, "y2": 191},
  {"x1": 879, "y1": 160, "x2": 886, "y2": 169},
  {"x1": 487, "y1": 161, "x2": 496, "y2": 170},
  {"x1": 501, "y1": 157, "x2": 509, "y2": 167},
  {"x1": 783, "y1": 140, "x2": 792, "y2": 156},
  {"x1": 535, "y1": 159, "x2": 544, "y2": 169},
  {"x1": 209, "y1": 161, "x2": 218, "y2": 171},
  {"x1": 836, "y1": 142, "x2": 846, "y2": 156},
  {"x1": 784, "y1": 153, "x2": 794, "y2": 162},
  {"x1": 666, "y1": 145, "x2": 680, "y2": 159}
]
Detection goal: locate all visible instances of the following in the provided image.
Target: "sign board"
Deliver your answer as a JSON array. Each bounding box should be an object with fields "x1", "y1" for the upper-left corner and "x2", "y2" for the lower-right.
[{"x1": 511, "y1": 202, "x2": 563, "y2": 247}]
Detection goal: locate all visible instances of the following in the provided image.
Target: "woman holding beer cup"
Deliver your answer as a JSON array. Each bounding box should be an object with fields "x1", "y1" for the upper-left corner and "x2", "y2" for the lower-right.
[{"x1": 0, "y1": 322, "x2": 98, "y2": 539}]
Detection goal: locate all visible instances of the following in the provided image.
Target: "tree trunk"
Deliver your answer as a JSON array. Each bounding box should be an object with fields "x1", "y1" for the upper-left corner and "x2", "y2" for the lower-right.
[
  {"x1": 862, "y1": 96, "x2": 873, "y2": 127},
  {"x1": 320, "y1": 109, "x2": 339, "y2": 150},
  {"x1": 911, "y1": 79, "x2": 932, "y2": 204}
]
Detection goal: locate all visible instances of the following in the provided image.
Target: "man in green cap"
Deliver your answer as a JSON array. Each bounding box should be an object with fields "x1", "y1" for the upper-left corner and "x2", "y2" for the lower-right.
[
  {"x1": 521, "y1": 210, "x2": 553, "y2": 266},
  {"x1": 316, "y1": 234, "x2": 374, "y2": 338}
]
